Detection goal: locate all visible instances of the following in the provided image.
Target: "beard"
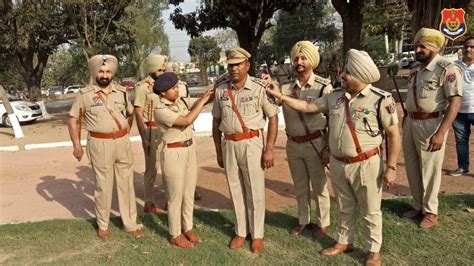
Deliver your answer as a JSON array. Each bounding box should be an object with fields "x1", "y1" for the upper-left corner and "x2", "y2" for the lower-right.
[
  {"x1": 415, "y1": 52, "x2": 432, "y2": 63},
  {"x1": 96, "y1": 77, "x2": 112, "y2": 87}
]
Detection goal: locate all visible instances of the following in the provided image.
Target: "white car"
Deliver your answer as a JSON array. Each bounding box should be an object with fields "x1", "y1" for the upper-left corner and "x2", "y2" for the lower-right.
[
  {"x1": 0, "y1": 93, "x2": 43, "y2": 127},
  {"x1": 64, "y1": 85, "x2": 84, "y2": 94}
]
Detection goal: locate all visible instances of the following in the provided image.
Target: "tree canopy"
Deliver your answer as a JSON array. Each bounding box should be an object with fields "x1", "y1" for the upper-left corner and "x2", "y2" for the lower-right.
[
  {"x1": 188, "y1": 36, "x2": 221, "y2": 77},
  {"x1": 170, "y1": 0, "x2": 316, "y2": 75}
]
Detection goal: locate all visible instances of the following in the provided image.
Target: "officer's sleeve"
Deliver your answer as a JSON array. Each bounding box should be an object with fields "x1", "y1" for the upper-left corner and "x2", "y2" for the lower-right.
[
  {"x1": 312, "y1": 92, "x2": 330, "y2": 114},
  {"x1": 211, "y1": 89, "x2": 222, "y2": 118},
  {"x1": 380, "y1": 96, "x2": 399, "y2": 129},
  {"x1": 154, "y1": 103, "x2": 179, "y2": 128},
  {"x1": 134, "y1": 84, "x2": 147, "y2": 107},
  {"x1": 68, "y1": 94, "x2": 84, "y2": 118},
  {"x1": 261, "y1": 88, "x2": 280, "y2": 118},
  {"x1": 442, "y1": 64, "x2": 463, "y2": 97}
]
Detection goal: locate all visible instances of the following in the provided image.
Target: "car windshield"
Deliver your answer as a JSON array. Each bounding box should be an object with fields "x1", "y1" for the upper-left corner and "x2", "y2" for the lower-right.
[{"x1": 7, "y1": 93, "x2": 19, "y2": 101}]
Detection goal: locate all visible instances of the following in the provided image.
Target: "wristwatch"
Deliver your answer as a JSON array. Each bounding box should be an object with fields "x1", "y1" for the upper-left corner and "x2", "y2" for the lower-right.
[{"x1": 387, "y1": 165, "x2": 397, "y2": 171}]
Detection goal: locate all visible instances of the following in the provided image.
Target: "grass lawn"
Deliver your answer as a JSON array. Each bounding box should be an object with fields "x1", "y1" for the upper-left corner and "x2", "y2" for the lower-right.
[{"x1": 1, "y1": 195, "x2": 473, "y2": 265}]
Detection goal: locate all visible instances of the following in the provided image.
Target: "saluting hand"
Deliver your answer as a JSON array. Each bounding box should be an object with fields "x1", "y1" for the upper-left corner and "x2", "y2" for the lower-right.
[{"x1": 73, "y1": 145, "x2": 84, "y2": 161}]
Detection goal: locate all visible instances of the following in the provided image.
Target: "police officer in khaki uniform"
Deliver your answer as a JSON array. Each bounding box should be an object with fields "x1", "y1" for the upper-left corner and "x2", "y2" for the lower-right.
[
  {"x1": 153, "y1": 72, "x2": 214, "y2": 248},
  {"x1": 68, "y1": 54, "x2": 144, "y2": 239},
  {"x1": 263, "y1": 41, "x2": 332, "y2": 238},
  {"x1": 134, "y1": 54, "x2": 167, "y2": 215},
  {"x1": 402, "y1": 28, "x2": 462, "y2": 229},
  {"x1": 266, "y1": 49, "x2": 401, "y2": 266},
  {"x1": 212, "y1": 47, "x2": 280, "y2": 254}
]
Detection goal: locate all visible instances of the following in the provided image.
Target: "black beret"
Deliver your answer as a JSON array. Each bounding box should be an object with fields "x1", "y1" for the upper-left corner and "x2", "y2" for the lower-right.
[{"x1": 153, "y1": 72, "x2": 178, "y2": 94}]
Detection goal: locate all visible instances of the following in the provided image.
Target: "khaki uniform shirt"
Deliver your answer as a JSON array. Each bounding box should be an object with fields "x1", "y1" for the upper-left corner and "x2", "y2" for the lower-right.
[
  {"x1": 211, "y1": 75, "x2": 280, "y2": 134},
  {"x1": 69, "y1": 83, "x2": 133, "y2": 133},
  {"x1": 282, "y1": 73, "x2": 333, "y2": 136},
  {"x1": 154, "y1": 97, "x2": 197, "y2": 144},
  {"x1": 313, "y1": 85, "x2": 398, "y2": 157},
  {"x1": 406, "y1": 54, "x2": 463, "y2": 113},
  {"x1": 134, "y1": 76, "x2": 160, "y2": 123}
]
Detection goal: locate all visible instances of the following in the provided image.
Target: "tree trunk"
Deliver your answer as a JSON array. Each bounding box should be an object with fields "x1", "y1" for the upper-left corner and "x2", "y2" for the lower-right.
[
  {"x1": 16, "y1": 51, "x2": 48, "y2": 102},
  {"x1": 235, "y1": 26, "x2": 259, "y2": 76},
  {"x1": 332, "y1": 0, "x2": 364, "y2": 60}
]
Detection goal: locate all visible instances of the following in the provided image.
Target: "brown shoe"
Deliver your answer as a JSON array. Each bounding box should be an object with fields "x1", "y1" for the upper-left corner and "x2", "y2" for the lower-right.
[
  {"x1": 290, "y1": 223, "x2": 312, "y2": 236},
  {"x1": 130, "y1": 229, "x2": 144, "y2": 238},
  {"x1": 184, "y1": 230, "x2": 203, "y2": 244},
  {"x1": 97, "y1": 229, "x2": 110, "y2": 239},
  {"x1": 170, "y1": 234, "x2": 194, "y2": 249},
  {"x1": 251, "y1": 238, "x2": 264, "y2": 253},
  {"x1": 313, "y1": 225, "x2": 330, "y2": 239},
  {"x1": 403, "y1": 209, "x2": 423, "y2": 220},
  {"x1": 229, "y1": 235, "x2": 246, "y2": 250},
  {"x1": 365, "y1": 252, "x2": 381, "y2": 266},
  {"x1": 320, "y1": 243, "x2": 354, "y2": 256},
  {"x1": 420, "y1": 213, "x2": 438, "y2": 229},
  {"x1": 144, "y1": 202, "x2": 165, "y2": 215}
]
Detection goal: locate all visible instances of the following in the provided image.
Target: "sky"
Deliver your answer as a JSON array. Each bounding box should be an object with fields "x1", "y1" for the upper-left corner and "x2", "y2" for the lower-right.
[{"x1": 163, "y1": 1, "x2": 200, "y2": 62}]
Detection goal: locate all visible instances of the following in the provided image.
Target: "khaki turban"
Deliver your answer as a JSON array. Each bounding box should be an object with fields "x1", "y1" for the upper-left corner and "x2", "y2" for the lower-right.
[
  {"x1": 345, "y1": 49, "x2": 380, "y2": 84},
  {"x1": 165, "y1": 61, "x2": 180, "y2": 73},
  {"x1": 290, "y1": 41, "x2": 320, "y2": 69},
  {"x1": 414, "y1": 28, "x2": 445, "y2": 52},
  {"x1": 88, "y1": 54, "x2": 118, "y2": 85},
  {"x1": 145, "y1": 54, "x2": 167, "y2": 74}
]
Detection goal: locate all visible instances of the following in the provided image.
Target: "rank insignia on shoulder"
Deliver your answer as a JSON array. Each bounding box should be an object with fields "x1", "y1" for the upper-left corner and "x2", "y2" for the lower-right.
[
  {"x1": 336, "y1": 96, "x2": 345, "y2": 105},
  {"x1": 445, "y1": 72, "x2": 456, "y2": 83},
  {"x1": 386, "y1": 102, "x2": 396, "y2": 113}
]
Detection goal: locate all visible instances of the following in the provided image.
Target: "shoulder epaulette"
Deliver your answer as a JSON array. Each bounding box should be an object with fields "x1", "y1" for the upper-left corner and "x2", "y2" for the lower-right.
[
  {"x1": 370, "y1": 86, "x2": 392, "y2": 98},
  {"x1": 250, "y1": 77, "x2": 270, "y2": 88},
  {"x1": 80, "y1": 85, "x2": 95, "y2": 94},
  {"x1": 115, "y1": 84, "x2": 127, "y2": 92},
  {"x1": 437, "y1": 59, "x2": 451, "y2": 69},
  {"x1": 314, "y1": 75, "x2": 331, "y2": 86}
]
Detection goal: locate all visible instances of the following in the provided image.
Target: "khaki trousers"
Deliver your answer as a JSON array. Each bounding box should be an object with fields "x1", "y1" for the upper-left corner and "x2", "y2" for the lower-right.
[
  {"x1": 86, "y1": 135, "x2": 139, "y2": 232},
  {"x1": 286, "y1": 138, "x2": 330, "y2": 227},
  {"x1": 143, "y1": 127, "x2": 165, "y2": 203},
  {"x1": 330, "y1": 155, "x2": 383, "y2": 253},
  {"x1": 161, "y1": 143, "x2": 197, "y2": 237},
  {"x1": 403, "y1": 117, "x2": 448, "y2": 215},
  {"x1": 222, "y1": 135, "x2": 266, "y2": 239}
]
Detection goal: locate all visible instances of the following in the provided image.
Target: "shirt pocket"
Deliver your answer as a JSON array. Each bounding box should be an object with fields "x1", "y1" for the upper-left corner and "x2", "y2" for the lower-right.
[
  {"x1": 420, "y1": 79, "x2": 439, "y2": 98},
  {"x1": 241, "y1": 101, "x2": 258, "y2": 116}
]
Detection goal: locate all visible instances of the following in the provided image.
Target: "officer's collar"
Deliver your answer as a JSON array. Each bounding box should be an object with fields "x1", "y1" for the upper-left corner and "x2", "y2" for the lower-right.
[
  {"x1": 424, "y1": 53, "x2": 442, "y2": 72},
  {"x1": 344, "y1": 84, "x2": 371, "y2": 100},
  {"x1": 94, "y1": 83, "x2": 118, "y2": 93},
  {"x1": 230, "y1": 74, "x2": 252, "y2": 90},
  {"x1": 160, "y1": 96, "x2": 178, "y2": 105},
  {"x1": 294, "y1": 72, "x2": 315, "y2": 90}
]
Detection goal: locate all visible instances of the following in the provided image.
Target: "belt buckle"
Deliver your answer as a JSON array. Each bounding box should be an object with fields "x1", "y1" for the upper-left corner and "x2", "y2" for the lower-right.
[{"x1": 184, "y1": 139, "x2": 192, "y2": 147}]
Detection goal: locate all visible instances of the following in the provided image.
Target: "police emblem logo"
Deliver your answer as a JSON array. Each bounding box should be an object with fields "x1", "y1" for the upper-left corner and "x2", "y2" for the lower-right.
[
  {"x1": 386, "y1": 102, "x2": 396, "y2": 114},
  {"x1": 439, "y1": 8, "x2": 467, "y2": 40},
  {"x1": 445, "y1": 72, "x2": 456, "y2": 83}
]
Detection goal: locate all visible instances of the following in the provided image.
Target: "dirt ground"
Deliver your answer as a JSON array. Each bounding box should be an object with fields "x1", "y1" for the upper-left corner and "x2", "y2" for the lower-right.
[{"x1": 0, "y1": 104, "x2": 473, "y2": 225}]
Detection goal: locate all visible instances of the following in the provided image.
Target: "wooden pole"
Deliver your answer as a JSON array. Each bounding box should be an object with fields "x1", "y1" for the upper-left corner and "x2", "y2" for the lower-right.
[{"x1": 0, "y1": 85, "x2": 24, "y2": 138}]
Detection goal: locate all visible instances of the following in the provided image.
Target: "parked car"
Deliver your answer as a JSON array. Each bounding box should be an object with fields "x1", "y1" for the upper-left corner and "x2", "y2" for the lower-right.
[
  {"x1": 64, "y1": 85, "x2": 84, "y2": 94},
  {"x1": 47, "y1": 86, "x2": 64, "y2": 96},
  {"x1": 399, "y1": 54, "x2": 415, "y2": 69},
  {"x1": 0, "y1": 93, "x2": 42, "y2": 127},
  {"x1": 443, "y1": 45, "x2": 463, "y2": 62},
  {"x1": 120, "y1": 81, "x2": 136, "y2": 90}
]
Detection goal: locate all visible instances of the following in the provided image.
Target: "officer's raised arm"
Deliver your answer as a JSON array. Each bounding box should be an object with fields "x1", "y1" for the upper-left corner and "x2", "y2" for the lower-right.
[{"x1": 265, "y1": 84, "x2": 324, "y2": 113}]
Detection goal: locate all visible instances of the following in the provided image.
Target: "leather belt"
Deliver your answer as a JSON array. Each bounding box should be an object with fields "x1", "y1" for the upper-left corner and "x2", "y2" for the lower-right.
[
  {"x1": 287, "y1": 130, "x2": 323, "y2": 143},
  {"x1": 166, "y1": 139, "x2": 193, "y2": 148},
  {"x1": 90, "y1": 128, "x2": 128, "y2": 139},
  {"x1": 333, "y1": 147, "x2": 380, "y2": 164},
  {"x1": 408, "y1": 111, "x2": 441, "y2": 120},
  {"x1": 224, "y1": 129, "x2": 262, "y2": 141},
  {"x1": 145, "y1": 121, "x2": 158, "y2": 128}
]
